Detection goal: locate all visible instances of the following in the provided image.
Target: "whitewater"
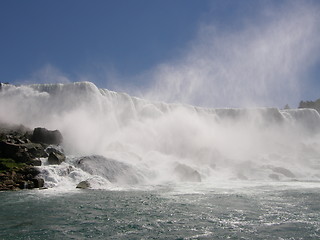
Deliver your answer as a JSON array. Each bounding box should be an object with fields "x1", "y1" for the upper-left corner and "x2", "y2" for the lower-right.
[
  {"x1": 1, "y1": 81, "x2": 320, "y2": 189},
  {"x1": 1, "y1": 81, "x2": 320, "y2": 239}
]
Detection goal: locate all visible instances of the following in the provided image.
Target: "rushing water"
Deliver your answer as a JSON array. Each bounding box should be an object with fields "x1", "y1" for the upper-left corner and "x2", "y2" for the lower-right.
[
  {"x1": 1, "y1": 82, "x2": 320, "y2": 187},
  {"x1": 1, "y1": 82, "x2": 320, "y2": 239},
  {"x1": 1, "y1": 182, "x2": 319, "y2": 240}
]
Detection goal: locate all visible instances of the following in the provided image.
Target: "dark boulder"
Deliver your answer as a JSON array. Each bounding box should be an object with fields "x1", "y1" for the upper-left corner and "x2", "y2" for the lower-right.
[
  {"x1": 18, "y1": 181, "x2": 27, "y2": 189},
  {"x1": 0, "y1": 141, "x2": 27, "y2": 161},
  {"x1": 48, "y1": 151, "x2": 66, "y2": 165},
  {"x1": 76, "y1": 180, "x2": 90, "y2": 189},
  {"x1": 32, "y1": 178, "x2": 44, "y2": 188},
  {"x1": 29, "y1": 159, "x2": 42, "y2": 166},
  {"x1": 45, "y1": 146, "x2": 64, "y2": 155},
  {"x1": 25, "y1": 180, "x2": 35, "y2": 189},
  {"x1": 31, "y1": 127, "x2": 63, "y2": 145},
  {"x1": 24, "y1": 143, "x2": 48, "y2": 158}
]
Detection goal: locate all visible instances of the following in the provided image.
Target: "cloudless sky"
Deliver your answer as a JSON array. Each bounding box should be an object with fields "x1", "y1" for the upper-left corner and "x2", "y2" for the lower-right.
[{"x1": 1, "y1": 0, "x2": 320, "y2": 108}]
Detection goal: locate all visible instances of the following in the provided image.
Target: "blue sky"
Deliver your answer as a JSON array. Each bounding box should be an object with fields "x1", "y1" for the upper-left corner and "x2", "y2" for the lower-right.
[
  {"x1": 1, "y1": 0, "x2": 320, "y2": 108},
  {"x1": 0, "y1": 0, "x2": 210, "y2": 82}
]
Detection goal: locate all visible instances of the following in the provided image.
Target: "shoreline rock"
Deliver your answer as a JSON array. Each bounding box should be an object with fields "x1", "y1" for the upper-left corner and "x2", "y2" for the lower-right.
[
  {"x1": 0, "y1": 124, "x2": 64, "y2": 191},
  {"x1": 76, "y1": 180, "x2": 91, "y2": 189}
]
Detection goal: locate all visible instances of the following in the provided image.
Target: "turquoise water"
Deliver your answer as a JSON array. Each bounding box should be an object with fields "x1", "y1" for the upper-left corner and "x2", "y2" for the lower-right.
[{"x1": 0, "y1": 183, "x2": 319, "y2": 240}]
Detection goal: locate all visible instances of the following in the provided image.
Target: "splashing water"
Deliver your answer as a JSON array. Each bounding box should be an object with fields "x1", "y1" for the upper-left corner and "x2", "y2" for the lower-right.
[{"x1": 1, "y1": 82, "x2": 320, "y2": 189}]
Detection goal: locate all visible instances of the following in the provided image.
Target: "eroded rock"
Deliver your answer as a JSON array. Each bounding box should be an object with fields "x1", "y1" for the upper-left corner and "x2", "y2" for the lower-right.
[
  {"x1": 31, "y1": 127, "x2": 63, "y2": 145},
  {"x1": 76, "y1": 180, "x2": 90, "y2": 189},
  {"x1": 48, "y1": 152, "x2": 66, "y2": 165}
]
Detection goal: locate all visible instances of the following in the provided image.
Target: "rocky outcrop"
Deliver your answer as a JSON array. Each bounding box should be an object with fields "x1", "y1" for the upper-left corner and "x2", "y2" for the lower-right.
[
  {"x1": 0, "y1": 166, "x2": 43, "y2": 190},
  {"x1": 0, "y1": 141, "x2": 47, "y2": 165},
  {"x1": 75, "y1": 155, "x2": 143, "y2": 184},
  {"x1": 31, "y1": 127, "x2": 63, "y2": 145},
  {"x1": 76, "y1": 180, "x2": 91, "y2": 189},
  {"x1": 0, "y1": 124, "x2": 64, "y2": 191},
  {"x1": 48, "y1": 151, "x2": 66, "y2": 165}
]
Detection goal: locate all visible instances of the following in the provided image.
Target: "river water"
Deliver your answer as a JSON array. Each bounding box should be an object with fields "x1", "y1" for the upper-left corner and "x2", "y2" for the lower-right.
[{"x1": 1, "y1": 182, "x2": 319, "y2": 240}]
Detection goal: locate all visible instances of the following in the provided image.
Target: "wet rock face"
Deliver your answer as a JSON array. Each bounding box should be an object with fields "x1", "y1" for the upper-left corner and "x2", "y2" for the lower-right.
[
  {"x1": 0, "y1": 141, "x2": 48, "y2": 165},
  {"x1": 0, "y1": 166, "x2": 43, "y2": 190},
  {"x1": 76, "y1": 180, "x2": 91, "y2": 189},
  {"x1": 47, "y1": 152, "x2": 66, "y2": 165},
  {"x1": 32, "y1": 177, "x2": 45, "y2": 188},
  {"x1": 75, "y1": 155, "x2": 143, "y2": 184},
  {"x1": 31, "y1": 127, "x2": 63, "y2": 145},
  {"x1": 0, "y1": 125, "x2": 64, "y2": 191}
]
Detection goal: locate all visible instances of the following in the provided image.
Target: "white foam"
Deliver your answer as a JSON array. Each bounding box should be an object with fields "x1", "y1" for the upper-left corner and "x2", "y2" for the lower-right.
[{"x1": 1, "y1": 82, "x2": 320, "y2": 189}]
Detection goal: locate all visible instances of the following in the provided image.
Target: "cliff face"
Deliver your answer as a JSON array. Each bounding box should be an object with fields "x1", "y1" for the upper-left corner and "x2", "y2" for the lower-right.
[{"x1": 299, "y1": 98, "x2": 320, "y2": 113}]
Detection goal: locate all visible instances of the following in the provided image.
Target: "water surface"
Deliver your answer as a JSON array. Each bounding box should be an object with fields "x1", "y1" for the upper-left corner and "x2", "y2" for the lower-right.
[{"x1": 1, "y1": 182, "x2": 319, "y2": 239}]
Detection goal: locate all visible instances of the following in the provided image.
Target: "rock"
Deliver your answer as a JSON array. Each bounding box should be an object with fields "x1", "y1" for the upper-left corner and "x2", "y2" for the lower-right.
[
  {"x1": 19, "y1": 166, "x2": 41, "y2": 179},
  {"x1": 0, "y1": 141, "x2": 46, "y2": 163},
  {"x1": 29, "y1": 159, "x2": 42, "y2": 166},
  {"x1": 18, "y1": 181, "x2": 27, "y2": 189},
  {"x1": 4, "y1": 179, "x2": 15, "y2": 185},
  {"x1": 31, "y1": 127, "x2": 63, "y2": 145},
  {"x1": 0, "y1": 164, "x2": 43, "y2": 191},
  {"x1": 0, "y1": 172, "x2": 7, "y2": 179},
  {"x1": 0, "y1": 125, "x2": 53, "y2": 191},
  {"x1": 76, "y1": 155, "x2": 142, "y2": 184},
  {"x1": 174, "y1": 163, "x2": 201, "y2": 182},
  {"x1": 76, "y1": 180, "x2": 90, "y2": 189},
  {"x1": 0, "y1": 141, "x2": 25, "y2": 161},
  {"x1": 271, "y1": 167, "x2": 295, "y2": 178},
  {"x1": 48, "y1": 152, "x2": 66, "y2": 165},
  {"x1": 269, "y1": 174, "x2": 280, "y2": 180},
  {"x1": 32, "y1": 178, "x2": 44, "y2": 188},
  {"x1": 23, "y1": 143, "x2": 48, "y2": 158},
  {"x1": 45, "y1": 146, "x2": 64, "y2": 155},
  {"x1": 26, "y1": 180, "x2": 35, "y2": 189}
]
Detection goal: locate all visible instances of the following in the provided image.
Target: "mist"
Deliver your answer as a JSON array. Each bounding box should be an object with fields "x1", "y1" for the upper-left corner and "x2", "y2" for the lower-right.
[
  {"x1": 137, "y1": 1, "x2": 320, "y2": 108},
  {"x1": 10, "y1": 2, "x2": 320, "y2": 109},
  {"x1": 1, "y1": 81, "x2": 320, "y2": 186}
]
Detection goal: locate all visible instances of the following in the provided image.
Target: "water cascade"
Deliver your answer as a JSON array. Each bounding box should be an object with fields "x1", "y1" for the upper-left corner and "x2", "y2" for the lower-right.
[{"x1": 1, "y1": 82, "x2": 320, "y2": 189}]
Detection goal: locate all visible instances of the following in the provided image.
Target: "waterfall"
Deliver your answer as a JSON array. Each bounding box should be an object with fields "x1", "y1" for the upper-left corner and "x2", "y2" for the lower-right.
[{"x1": 1, "y1": 82, "x2": 320, "y2": 189}]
